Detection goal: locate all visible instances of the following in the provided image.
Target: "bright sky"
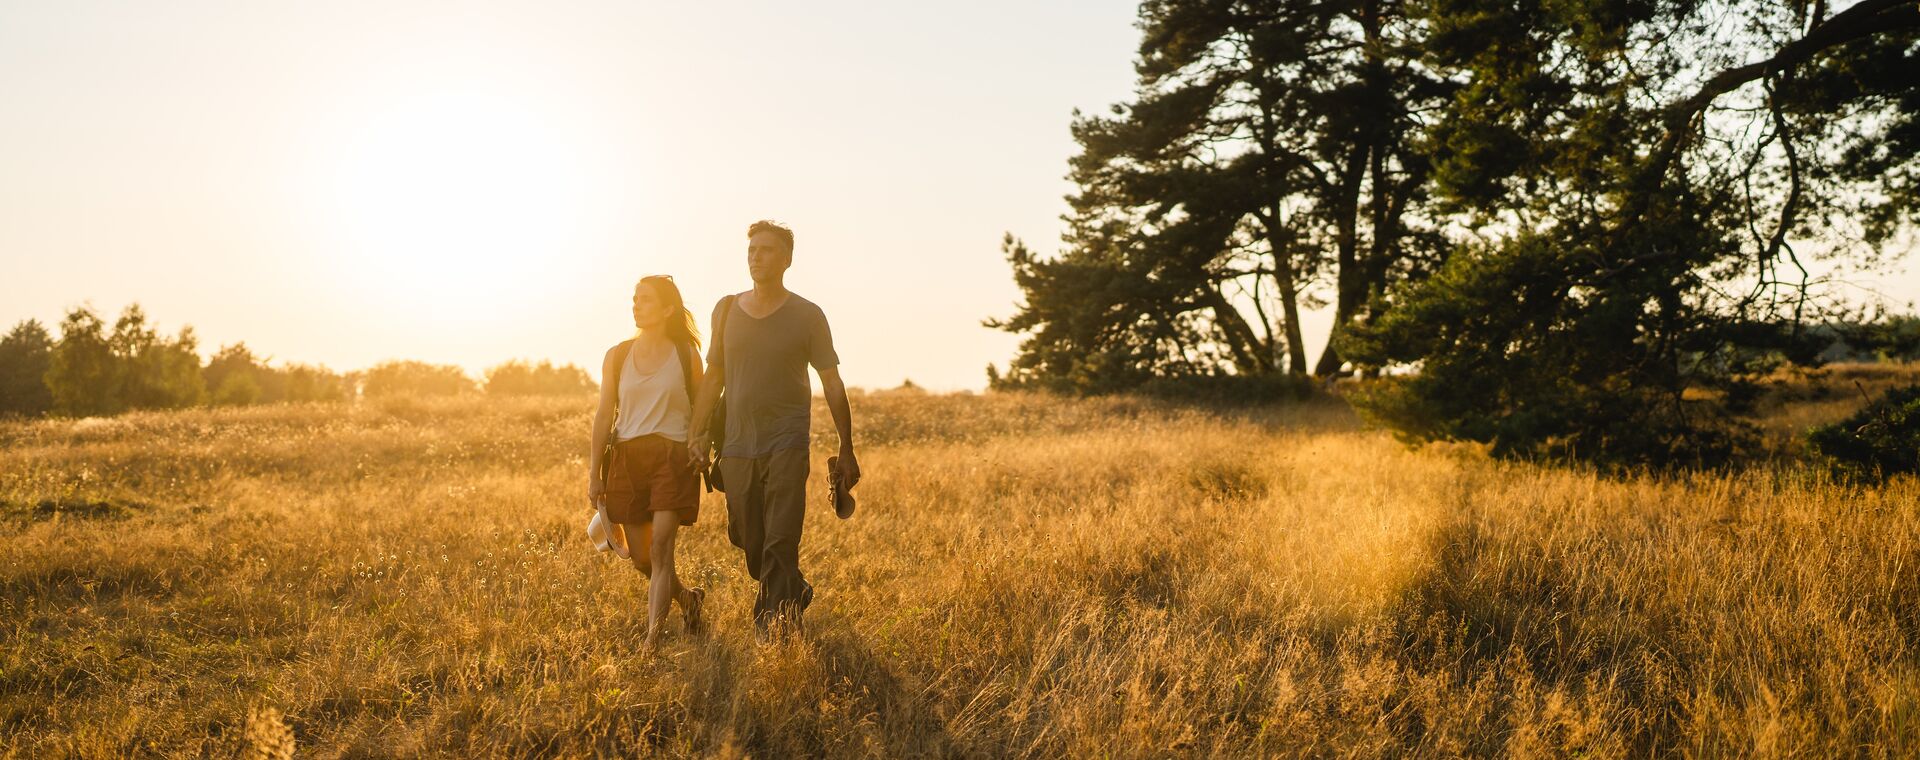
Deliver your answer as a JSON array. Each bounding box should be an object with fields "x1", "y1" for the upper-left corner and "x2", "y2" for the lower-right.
[
  {"x1": 0, "y1": 0, "x2": 1146, "y2": 391},
  {"x1": 2, "y1": 2, "x2": 1914, "y2": 391}
]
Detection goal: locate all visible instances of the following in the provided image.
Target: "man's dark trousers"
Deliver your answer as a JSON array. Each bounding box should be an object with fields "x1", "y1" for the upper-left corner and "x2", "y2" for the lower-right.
[{"x1": 719, "y1": 448, "x2": 812, "y2": 629}]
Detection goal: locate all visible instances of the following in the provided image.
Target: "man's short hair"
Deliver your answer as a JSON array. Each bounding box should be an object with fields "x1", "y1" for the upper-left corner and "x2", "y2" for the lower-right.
[{"x1": 747, "y1": 220, "x2": 794, "y2": 253}]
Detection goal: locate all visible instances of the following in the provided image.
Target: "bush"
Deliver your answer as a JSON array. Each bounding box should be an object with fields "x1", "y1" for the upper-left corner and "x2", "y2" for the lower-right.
[
  {"x1": 47, "y1": 307, "x2": 124, "y2": 416},
  {"x1": 110, "y1": 305, "x2": 204, "y2": 410},
  {"x1": 1808, "y1": 384, "x2": 1920, "y2": 481},
  {"x1": 204, "y1": 343, "x2": 348, "y2": 404},
  {"x1": 484, "y1": 360, "x2": 596, "y2": 396},
  {"x1": 0, "y1": 320, "x2": 54, "y2": 417},
  {"x1": 360, "y1": 361, "x2": 475, "y2": 398},
  {"x1": 1135, "y1": 373, "x2": 1316, "y2": 405},
  {"x1": 212, "y1": 372, "x2": 262, "y2": 406},
  {"x1": 279, "y1": 364, "x2": 349, "y2": 402}
]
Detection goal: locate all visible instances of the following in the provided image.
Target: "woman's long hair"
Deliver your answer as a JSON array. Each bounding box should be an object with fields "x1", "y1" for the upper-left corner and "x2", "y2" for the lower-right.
[{"x1": 638, "y1": 275, "x2": 703, "y2": 356}]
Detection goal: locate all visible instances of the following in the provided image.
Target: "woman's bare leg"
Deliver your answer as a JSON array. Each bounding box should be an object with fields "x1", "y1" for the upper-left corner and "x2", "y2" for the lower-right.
[
  {"x1": 624, "y1": 524, "x2": 690, "y2": 597},
  {"x1": 644, "y1": 509, "x2": 682, "y2": 650}
]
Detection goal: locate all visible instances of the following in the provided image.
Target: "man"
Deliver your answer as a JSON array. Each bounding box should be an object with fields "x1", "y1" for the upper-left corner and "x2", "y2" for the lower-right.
[{"x1": 689, "y1": 219, "x2": 860, "y2": 638}]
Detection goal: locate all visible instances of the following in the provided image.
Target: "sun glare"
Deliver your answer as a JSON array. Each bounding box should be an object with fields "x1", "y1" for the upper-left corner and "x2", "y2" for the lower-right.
[{"x1": 315, "y1": 87, "x2": 601, "y2": 321}]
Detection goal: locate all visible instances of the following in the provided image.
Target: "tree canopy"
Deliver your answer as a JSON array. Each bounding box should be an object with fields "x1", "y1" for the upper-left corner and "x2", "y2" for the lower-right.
[
  {"x1": 995, "y1": 0, "x2": 1919, "y2": 465},
  {"x1": 993, "y1": 0, "x2": 1450, "y2": 388}
]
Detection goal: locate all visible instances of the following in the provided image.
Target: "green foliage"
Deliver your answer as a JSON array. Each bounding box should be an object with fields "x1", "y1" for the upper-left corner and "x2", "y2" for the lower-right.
[
  {"x1": 1343, "y1": 228, "x2": 1766, "y2": 466},
  {"x1": 994, "y1": 0, "x2": 1917, "y2": 464},
  {"x1": 45, "y1": 304, "x2": 208, "y2": 416},
  {"x1": 483, "y1": 360, "x2": 595, "y2": 396},
  {"x1": 1808, "y1": 384, "x2": 1920, "y2": 480},
  {"x1": 361, "y1": 360, "x2": 475, "y2": 398},
  {"x1": 213, "y1": 371, "x2": 262, "y2": 406},
  {"x1": 1832, "y1": 314, "x2": 1920, "y2": 362},
  {"x1": 0, "y1": 320, "x2": 54, "y2": 417},
  {"x1": 278, "y1": 364, "x2": 349, "y2": 403},
  {"x1": 46, "y1": 307, "x2": 122, "y2": 416},
  {"x1": 992, "y1": 0, "x2": 1450, "y2": 389},
  {"x1": 201, "y1": 343, "x2": 260, "y2": 405},
  {"x1": 203, "y1": 343, "x2": 349, "y2": 405},
  {"x1": 110, "y1": 304, "x2": 204, "y2": 410},
  {"x1": 1342, "y1": 0, "x2": 1920, "y2": 467},
  {"x1": 988, "y1": 235, "x2": 1218, "y2": 393}
]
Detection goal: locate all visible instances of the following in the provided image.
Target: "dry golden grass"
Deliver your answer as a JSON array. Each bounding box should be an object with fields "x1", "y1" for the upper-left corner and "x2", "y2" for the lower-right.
[
  {"x1": 2, "y1": 388, "x2": 1917, "y2": 757},
  {"x1": 1750, "y1": 361, "x2": 1920, "y2": 455}
]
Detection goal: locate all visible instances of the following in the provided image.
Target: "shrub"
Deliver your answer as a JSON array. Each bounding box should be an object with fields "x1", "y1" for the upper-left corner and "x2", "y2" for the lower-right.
[
  {"x1": 0, "y1": 320, "x2": 54, "y2": 417},
  {"x1": 204, "y1": 344, "x2": 349, "y2": 404},
  {"x1": 360, "y1": 361, "x2": 475, "y2": 398},
  {"x1": 46, "y1": 307, "x2": 123, "y2": 416},
  {"x1": 212, "y1": 372, "x2": 261, "y2": 406},
  {"x1": 279, "y1": 364, "x2": 349, "y2": 402},
  {"x1": 483, "y1": 360, "x2": 595, "y2": 396},
  {"x1": 110, "y1": 305, "x2": 204, "y2": 410},
  {"x1": 1808, "y1": 384, "x2": 1920, "y2": 481}
]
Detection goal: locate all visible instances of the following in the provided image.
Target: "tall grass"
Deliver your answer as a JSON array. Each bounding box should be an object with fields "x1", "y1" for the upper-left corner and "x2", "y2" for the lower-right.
[{"x1": 2, "y1": 389, "x2": 1915, "y2": 757}]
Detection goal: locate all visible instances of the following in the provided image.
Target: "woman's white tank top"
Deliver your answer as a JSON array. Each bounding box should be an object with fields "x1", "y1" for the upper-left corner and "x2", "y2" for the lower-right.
[{"x1": 612, "y1": 342, "x2": 691, "y2": 443}]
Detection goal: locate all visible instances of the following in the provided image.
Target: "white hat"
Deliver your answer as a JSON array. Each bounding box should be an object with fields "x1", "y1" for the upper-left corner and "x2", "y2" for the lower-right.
[{"x1": 587, "y1": 504, "x2": 631, "y2": 558}]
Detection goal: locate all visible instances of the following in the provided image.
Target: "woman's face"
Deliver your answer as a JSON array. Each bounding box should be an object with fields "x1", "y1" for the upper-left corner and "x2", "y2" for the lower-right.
[{"x1": 632, "y1": 282, "x2": 671, "y2": 331}]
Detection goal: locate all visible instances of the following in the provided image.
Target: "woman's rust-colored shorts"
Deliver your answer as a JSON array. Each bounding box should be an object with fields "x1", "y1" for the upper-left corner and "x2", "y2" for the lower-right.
[{"x1": 604, "y1": 434, "x2": 700, "y2": 526}]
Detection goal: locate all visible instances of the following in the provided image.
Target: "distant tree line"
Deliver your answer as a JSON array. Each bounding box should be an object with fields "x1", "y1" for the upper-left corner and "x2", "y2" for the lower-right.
[
  {"x1": 993, "y1": 0, "x2": 1920, "y2": 466},
  {"x1": 0, "y1": 304, "x2": 599, "y2": 418}
]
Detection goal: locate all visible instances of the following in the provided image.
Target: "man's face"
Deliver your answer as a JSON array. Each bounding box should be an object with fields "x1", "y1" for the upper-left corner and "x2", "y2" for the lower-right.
[{"x1": 747, "y1": 231, "x2": 792, "y2": 284}]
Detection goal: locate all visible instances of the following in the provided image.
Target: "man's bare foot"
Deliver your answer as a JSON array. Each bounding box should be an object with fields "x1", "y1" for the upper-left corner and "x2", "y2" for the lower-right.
[{"x1": 644, "y1": 629, "x2": 663, "y2": 653}]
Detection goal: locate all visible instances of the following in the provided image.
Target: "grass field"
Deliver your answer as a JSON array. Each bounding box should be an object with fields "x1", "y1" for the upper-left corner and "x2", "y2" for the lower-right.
[{"x1": 3, "y1": 378, "x2": 1918, "y2": 757}]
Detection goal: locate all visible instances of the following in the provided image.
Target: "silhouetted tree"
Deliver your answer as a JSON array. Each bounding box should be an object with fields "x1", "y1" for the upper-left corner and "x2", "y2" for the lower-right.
[
  {"x1": 992, "y1": 0, "x2": 1449, "y2": 388},
  {"x1": 0, "y1": 320, "x2": 54, "y2": 417},
  {"x1": 1344, "y1": 0, "x2": 1920, "y2": 465}
]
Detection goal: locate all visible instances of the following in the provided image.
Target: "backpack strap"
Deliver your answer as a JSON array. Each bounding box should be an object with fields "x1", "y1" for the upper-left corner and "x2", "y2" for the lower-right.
[
  {"x1": 599, "y1": 338, "x2": 636, "y2": 491},
  {"x1": 609, "y1": 339, "x2": 634, "y2": 427},
  {"x1": 674, "y1": 339, "x2": 695, "y2": 405},
  {"x1": 712, "y1": 294, "x2": 738, "y2": 368}
]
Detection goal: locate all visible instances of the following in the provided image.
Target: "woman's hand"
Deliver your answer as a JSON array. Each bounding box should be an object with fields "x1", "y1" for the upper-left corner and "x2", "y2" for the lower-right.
[
  {"x1": 688, "y1": 437, "x2": 710, "y2": 471},
  {"x1": 588, "y1": 478, "x2": 606, "y2": 509}
]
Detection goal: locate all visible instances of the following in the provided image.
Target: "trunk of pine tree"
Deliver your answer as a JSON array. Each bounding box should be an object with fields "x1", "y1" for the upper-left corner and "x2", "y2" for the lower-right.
[
  {"x1": 1263, "y1": 223, "x2": 1310, "y2": 376},
  {"x1": 1316, "y1": 142, "x2": 1371, "y2": 377},
  {"x1": 1203, "y1": 287, "x2": 1275, "y2": 375}
]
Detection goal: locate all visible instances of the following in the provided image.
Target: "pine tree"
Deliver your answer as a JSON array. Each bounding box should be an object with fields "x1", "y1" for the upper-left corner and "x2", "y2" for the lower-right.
[{"x1": 993, "y1": 0, "x2": 1448, "y2": 388}]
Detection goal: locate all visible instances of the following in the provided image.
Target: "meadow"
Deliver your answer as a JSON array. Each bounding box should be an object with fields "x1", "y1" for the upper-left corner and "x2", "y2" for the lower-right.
[{"x1": 2, "y1": 377, "x2": 1917, "y2": 758}]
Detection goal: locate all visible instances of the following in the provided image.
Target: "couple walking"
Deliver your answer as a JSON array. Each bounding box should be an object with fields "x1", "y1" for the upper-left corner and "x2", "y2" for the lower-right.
[{"x1": 587, "y1": 220, "x2": 861, "y2": 649}]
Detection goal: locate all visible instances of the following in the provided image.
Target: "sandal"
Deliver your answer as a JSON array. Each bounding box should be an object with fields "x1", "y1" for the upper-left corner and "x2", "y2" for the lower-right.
[{"x1": 682, "y1": 587, "x2": 706, "y2": 634}]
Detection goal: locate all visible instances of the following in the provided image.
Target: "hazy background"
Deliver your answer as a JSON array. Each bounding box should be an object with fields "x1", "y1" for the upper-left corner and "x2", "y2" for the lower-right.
[
  {"x1": 2, "y1": 0, "x2": 1912, "y2": 390},
  {"x1": 0, "y1": 0, "x2": 1146, "y2": 391}
]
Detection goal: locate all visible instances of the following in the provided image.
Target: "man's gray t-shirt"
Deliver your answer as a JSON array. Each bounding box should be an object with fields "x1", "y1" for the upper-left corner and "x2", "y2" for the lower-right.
[{"x1": 710, "y1": 293, "x2": 839, "y2": 459}]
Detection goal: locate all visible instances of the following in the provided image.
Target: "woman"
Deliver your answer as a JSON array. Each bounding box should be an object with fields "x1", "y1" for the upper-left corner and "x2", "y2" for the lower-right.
[{"x1": 588, "y1": 274, "x2": 706, "y2": 650}]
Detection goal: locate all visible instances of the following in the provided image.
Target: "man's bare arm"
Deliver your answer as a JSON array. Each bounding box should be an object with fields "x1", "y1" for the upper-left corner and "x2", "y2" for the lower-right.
[
  {"x1": 818, "y1": 365, "x2": 859, "y2": 487},
  {"x1": 688, "y1": 354, "x2": 724, "y2": 467}
]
